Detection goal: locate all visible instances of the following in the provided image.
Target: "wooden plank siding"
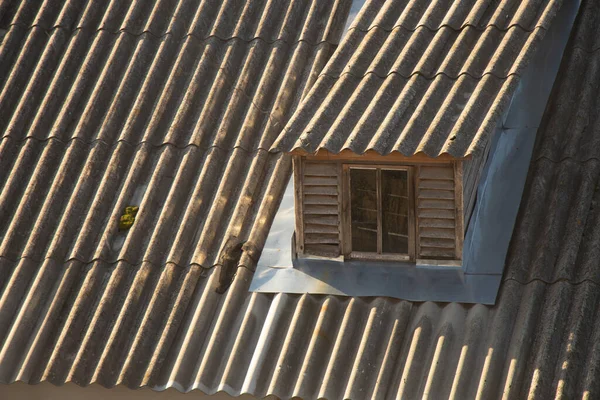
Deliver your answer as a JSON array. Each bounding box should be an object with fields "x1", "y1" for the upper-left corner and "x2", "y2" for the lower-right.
[{"x1": 292, "y1": 156, "x2": 304, "y2": 256}]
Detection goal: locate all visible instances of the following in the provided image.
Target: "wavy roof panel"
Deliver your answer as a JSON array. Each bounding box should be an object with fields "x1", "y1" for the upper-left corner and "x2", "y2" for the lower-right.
[
  {"x1": 272, "y1": 0, "x2": 563, "y2": 158},
  {"x1": 0, "y1": 0, "x2": 351, "y2": 270},
  {"x1": 4, "y1": 0, "x2": 600, "y2": 399},
  {"x1": 0, "y1": 0, "x2": 352, "y2": 392}
]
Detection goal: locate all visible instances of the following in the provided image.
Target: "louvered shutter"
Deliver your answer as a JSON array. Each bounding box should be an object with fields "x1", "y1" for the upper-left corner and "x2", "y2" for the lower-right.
[
  {"x1": 300, "y1": 161, "x2": 341, "y2": 257},
  {"x1": 416, "y1": 165, "x2": 461, "y2": 260}
]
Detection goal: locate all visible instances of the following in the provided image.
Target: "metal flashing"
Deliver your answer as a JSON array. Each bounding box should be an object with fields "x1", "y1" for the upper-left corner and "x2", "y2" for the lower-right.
[
  {"x1": 251, "y1": 178, "x2": 502, "y2": 304},
  {"x1": 464, "y1": 0, "x2": 581, "y2": 275},
  {"x1": 251, "y1": 0, "x2": 580, "y2": 305}
]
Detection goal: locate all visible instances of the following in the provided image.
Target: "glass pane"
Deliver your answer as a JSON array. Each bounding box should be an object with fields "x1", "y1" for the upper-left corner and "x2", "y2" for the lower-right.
[
  {"x1": 350, "y1": 168, "x2": 377, "y2": 252},
  {"x1": 381, "y1": 169, "x2": 409, "y2": 254}
]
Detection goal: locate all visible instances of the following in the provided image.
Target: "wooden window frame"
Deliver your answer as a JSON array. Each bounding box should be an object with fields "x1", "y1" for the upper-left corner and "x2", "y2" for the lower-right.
[{"x1": 342, "y1": 164, "x2": 416, "y2": 262}]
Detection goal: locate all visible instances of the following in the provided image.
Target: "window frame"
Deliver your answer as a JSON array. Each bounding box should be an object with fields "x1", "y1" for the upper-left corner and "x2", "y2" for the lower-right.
[{"x1": 342, "y1": 164, "x2": 416, "y2": 262}]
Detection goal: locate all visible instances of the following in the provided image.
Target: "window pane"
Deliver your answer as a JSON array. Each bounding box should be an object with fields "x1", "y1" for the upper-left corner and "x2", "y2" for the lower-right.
[
  {"x1": 382, "y1": 169, "x2": 409, "y2": 254},
  {"x1": 350, "y1": 168, "x2": 377, "y2": 252}
]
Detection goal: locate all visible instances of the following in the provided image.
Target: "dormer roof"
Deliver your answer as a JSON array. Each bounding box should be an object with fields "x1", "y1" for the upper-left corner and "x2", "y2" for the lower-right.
[{"x1": 272, "y1": 0, "x2": 561, "y2": 158}]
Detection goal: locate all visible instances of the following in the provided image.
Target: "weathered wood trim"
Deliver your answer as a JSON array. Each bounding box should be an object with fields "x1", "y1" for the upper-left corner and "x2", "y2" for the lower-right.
[
  {"x1": 415, "y1": 165, "x2": 422, "y2": 260},
  {"x1": 408, "y1": 166, "x2": 416, "y2": 261},
  {"x1": 337, "y1": 162, "x2": 344, "y2": 254},
  {"x1": 341, "y1": 164, "x2": 352, "y2": 258},
  {"x1": 376, "y1": 168, "x2": 382, "y2": 254},
  {"x1": 293, "y1": 155, "x2": 304, "y2": 257},
  {"x1": 454, "y1": 161, "x2": 464, "y2": 260},
  {"x1": 298, "y1": 149, "x2": 467, "y2": 163}
]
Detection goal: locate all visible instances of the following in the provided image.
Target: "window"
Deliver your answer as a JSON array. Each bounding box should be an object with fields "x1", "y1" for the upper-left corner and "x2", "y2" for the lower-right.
[
  {"x1": 296, "y1": 159, "x2": 460, "y2": 263},
  {"x1": 345, "y1": 165, "x2": 415, "y2": 261}
]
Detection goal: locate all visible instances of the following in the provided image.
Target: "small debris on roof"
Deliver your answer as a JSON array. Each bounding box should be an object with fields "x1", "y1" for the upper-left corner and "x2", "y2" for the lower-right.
[
  {"x1": 217, "y1": 237, "x2": 245, "y2": 294},
  {"x1": 119, "y1": 206, "x2": 139, "y2": 231}
]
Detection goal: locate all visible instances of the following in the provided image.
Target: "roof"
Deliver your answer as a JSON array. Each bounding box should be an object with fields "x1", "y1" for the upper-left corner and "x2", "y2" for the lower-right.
[
  {"x1": 271, "y1": 0, "x2": 562, "y2": 158},
  {"x1": 1, "y1": 1, "x2": 600, "y2": 400},
  {"x1": 0, "y1": 0, "x2": 352, "y2": 392},
  {"x1": 0, "y1": 0, "x2": 350, "y2": 276}
]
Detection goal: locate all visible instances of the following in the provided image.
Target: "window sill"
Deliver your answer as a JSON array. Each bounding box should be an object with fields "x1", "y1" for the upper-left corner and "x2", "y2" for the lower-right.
[
  {"x1": 298, "y1": 253, "x2": 462, "y2": 269},
  {"x1": 349, "y1": 252, "x2": 411, "y2": 262},
  {"x1": 416, "y1": 259, "x2": 462, "y2": 269}
]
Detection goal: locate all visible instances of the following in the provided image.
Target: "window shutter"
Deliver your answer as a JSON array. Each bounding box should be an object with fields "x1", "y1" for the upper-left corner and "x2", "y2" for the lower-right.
[
  {"x1": 416, "y1": 165, "x2": 459, "y2": 260},
  {"x1": 301, "y1": 161, "x2": 341, "y2": 257}
]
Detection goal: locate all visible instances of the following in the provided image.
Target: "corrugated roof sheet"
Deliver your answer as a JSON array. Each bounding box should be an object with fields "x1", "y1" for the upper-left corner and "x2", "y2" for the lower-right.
[
  {"x1": 0, "y1": 0, "x2": 351, "y2": 268},
  {"x1": 272, "y1": 0, "x2": 563, "y2": 158},
  {"x1": 0, "y1": 0, "x2": 352, "y2": 394},
  {"x1": 2, "y1": 0, "x2": 600, "y2": 399}
]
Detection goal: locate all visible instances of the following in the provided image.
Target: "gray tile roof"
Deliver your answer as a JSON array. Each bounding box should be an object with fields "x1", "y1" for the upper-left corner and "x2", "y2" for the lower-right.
[
  {"x1": 272, "y1": 0, "x2": 563, "y2": 158},
  {"x1": 1, "y1": 0, "x2": 600, "y2": 399}
]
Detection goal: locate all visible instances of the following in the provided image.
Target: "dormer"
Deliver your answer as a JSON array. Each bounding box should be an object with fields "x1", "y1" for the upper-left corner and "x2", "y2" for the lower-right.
[{"x1": 251, "y1": 0, "x2": 577, "y2": 304}]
